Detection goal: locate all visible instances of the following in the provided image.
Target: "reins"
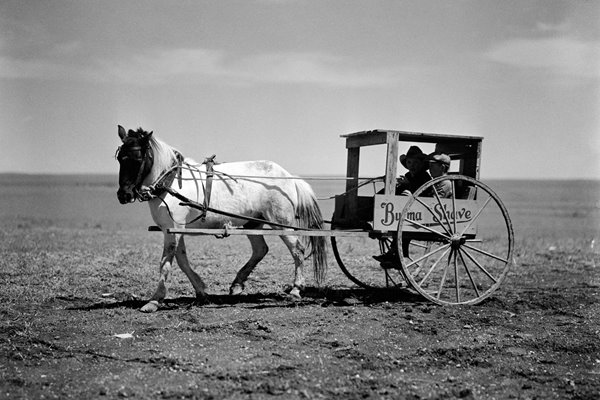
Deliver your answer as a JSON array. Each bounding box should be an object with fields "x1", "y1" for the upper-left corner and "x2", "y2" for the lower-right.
[
  {"x1": 160, "y1": 186, "x2": 323, "y2": 232},
  {"x1": 128, "y1": 146, "x2": 382, "y2": 229},
  {"x1": 149, "y1": 165, "x2": 383, "y2": 201}
]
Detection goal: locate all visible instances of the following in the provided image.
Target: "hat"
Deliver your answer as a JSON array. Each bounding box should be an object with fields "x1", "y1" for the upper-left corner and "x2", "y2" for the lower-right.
[
  {"x1": 400, "y1": 146, "x2": 427, "y2": 168},
  {"x1": 428, "y1": 152, "x2": 451, "y2": 166}
]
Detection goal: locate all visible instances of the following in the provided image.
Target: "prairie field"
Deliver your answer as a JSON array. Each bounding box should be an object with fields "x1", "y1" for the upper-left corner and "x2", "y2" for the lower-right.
[{"x1": 0, "y1": 175, "x2": 599, "y2": 399}]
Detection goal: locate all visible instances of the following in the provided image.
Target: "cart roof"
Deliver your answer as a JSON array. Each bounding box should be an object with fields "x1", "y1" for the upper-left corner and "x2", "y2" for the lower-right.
[{"x1": 341, "y1": 129, "x2": 483, "y2": 146}]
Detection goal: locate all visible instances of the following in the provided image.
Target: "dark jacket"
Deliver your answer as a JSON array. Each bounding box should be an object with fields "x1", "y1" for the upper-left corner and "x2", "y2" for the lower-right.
[{"x1": 396, "y1": 170, "x2": 432, "y2": 194}]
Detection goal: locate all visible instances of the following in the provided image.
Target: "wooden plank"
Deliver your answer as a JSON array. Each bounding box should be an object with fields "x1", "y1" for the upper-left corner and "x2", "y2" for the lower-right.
[
  {"x1": 345, "y1": 131, "x2": 388, "y2": 148},
  {"x1": 342, "y1": 129, "x2": 483, "y2": 144},
  {"x1": 164, "y1": 228, "x2": 372, "y2": 237},
  {"x1": 345, "y1": 147, "x2": 360, "y2": 217},
  {"x1": 384, "y1": 131, "x2": 399, "y2": 195},
  {"x1": 474, "y1": 140, "x2": 482, "y2": 180}
]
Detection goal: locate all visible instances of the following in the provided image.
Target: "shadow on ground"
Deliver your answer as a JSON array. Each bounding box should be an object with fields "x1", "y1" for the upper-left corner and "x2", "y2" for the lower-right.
[{"x1": 64, "y1": 286, "x2": 427, "y2": 311}]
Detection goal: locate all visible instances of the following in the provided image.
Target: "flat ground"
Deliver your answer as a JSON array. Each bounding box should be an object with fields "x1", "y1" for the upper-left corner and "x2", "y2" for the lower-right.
[{"x1": 1, "y1": 222, "x2": 599, "y2": 399}]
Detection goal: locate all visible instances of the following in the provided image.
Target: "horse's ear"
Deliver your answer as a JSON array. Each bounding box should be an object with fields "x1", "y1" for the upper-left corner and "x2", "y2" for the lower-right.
[
  {"x1": 140, "y1": 131, "x2": 154, "y2": 143},
  {"x1": 118, "y1": 125, "x2": 127, "y2": 142}
]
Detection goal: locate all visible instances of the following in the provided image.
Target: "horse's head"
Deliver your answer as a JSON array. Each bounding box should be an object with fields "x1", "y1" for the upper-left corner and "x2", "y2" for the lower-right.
[{"x1": 116, "y1": 125, "x2": 154, "y2": 204}]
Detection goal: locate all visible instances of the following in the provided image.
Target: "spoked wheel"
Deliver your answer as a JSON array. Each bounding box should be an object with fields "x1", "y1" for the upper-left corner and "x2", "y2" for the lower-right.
[
  {"x1": 397, "y1": 175, "x2": 514, "y2": 305},
  {"x1": 331, "y1": 230, "x2": 405, "y2": 289}
]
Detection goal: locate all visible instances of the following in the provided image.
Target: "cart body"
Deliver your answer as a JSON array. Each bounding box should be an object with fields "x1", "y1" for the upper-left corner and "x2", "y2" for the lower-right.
[
  {"x1": 330, "y1": 129, "x2": 514, "y2": 305},
  {"x1": 332, "y1": 129, "x2": 482, "y2": 234}
]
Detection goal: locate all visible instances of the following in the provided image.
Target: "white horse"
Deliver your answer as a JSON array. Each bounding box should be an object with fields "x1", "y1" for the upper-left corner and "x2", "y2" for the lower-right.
[{"x1": 116, "y1": 126, "x2": 327, "y2": 312}]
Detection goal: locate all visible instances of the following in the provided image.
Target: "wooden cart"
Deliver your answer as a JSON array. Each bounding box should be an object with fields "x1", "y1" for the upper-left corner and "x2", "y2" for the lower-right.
[
  {"x1": 154, "y1": 129, "x2": 514, "y2": 305},
  {"x1": 330, "y1": 129, "x2": 514, "y2": 305}
]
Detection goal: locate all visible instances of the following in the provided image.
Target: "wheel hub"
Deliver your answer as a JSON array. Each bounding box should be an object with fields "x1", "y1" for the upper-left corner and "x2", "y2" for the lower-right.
[{"x1": 450, "y1": 234, "x2": 464, "y2": 250}]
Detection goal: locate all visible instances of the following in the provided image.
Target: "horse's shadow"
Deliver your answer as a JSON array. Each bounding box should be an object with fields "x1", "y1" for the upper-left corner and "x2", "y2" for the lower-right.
[{"x1": 68, "y1": 286, "x2": 427, "y2": 312}]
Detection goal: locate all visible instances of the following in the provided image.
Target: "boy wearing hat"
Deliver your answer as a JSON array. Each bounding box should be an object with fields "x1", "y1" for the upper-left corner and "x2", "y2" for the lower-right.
[
  {"x1": 395, "y1": 145, "x2": 432, "y2": 194},
  {"x1": 373, "y1": 149, "x2": 453, "y2": 264},
  {"x1": 374, "y1": 146, "x2": 432, "y2": 263},
  {"x1": 426, "y1": 152, "x2": 453, "y2": 198}
]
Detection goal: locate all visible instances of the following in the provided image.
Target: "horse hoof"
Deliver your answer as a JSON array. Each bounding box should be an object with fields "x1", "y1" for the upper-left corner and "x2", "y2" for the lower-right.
[
  {"x1": 289, "y1": 287, "x2": 302, "y2": 300},
  {"x1": 229, "y1": 284, "x2": 244, "y2": 296},
  {"x1": 140, "y1": 301, "x2": 159, "y2": 313}
]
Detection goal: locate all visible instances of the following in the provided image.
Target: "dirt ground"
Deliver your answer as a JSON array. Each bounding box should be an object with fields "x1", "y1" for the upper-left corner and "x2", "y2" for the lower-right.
[{"x1": 1, "y1": 225, "x2": 599, "y2": 399}]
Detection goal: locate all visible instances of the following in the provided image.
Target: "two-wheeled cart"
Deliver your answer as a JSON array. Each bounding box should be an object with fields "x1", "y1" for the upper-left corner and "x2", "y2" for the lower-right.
[
  {"x1": 155, "y1": 129, "x2": 514, "y2": 305},
  {"x1": 329, "y1": 129, "x2": 514, "y2": 305}
]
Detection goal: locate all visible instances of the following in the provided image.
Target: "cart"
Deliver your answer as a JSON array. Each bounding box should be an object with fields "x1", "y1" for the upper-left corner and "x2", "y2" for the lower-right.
[
  {"x1": 330, "y1": 129, "x2": 514, "y2": 305},
  {"x1": 153, "y1": 129, "x2": 514, "y2": 306}
]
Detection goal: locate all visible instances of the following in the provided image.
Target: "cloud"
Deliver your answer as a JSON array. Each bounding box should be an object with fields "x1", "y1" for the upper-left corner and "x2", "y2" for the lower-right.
[
  {"x1": 484, "y1": 37, "x2": 600, "y2": 79},
  {"x1": 535, "y1": 21, "x2": 570, "y2": 34},
  {"x1": 222, "y1": 51, "x2": 402, "y2": 87},
  {"x1": 98, "y1": 48, "x2": 227, "y2": 85},
  {"x1": 99, "y1": 48, "x2": 406, "y2": 88},
  {"x1": 0, "y1": 46, "x2": 407, "y2": 88},
  {"x1": 0, "y1": 56, "x2": 72, "y2": 80}
]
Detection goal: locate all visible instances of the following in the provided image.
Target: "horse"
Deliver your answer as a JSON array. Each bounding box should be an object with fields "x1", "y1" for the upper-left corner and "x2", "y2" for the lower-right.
[{"x1": 115, "y1": 125, "x2": 327, "y2": 312}]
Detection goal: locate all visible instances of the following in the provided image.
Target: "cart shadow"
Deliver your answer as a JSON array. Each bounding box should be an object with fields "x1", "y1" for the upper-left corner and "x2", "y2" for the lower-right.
[{"x1": 69, "y1": 286, "x2": 426, "y2": 311}]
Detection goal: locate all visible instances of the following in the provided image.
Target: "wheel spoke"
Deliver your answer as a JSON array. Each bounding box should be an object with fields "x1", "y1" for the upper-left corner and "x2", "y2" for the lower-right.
[
  {"x1": 415, "y1": 196, "x2": 453, "y2": 237},
  {"x1": 458, "y1": 249, "x2": 480, "y2": 297},
  {"x1": 460, "y1": 247, "x2": 498, "y2": 283},
  {"x1": 433, "y1": 184, "x2": 455, "y2": 234},
  {"x1": 459, "y1": 195, "x2": 492, "y2": 237},
  {"x1": 405, "y1": 218, "x2": 450, "y2": 239},
  {"x1": 436, "y1": 249, "x2": 454, "y2": 299},
  {"x1": 408, "y1": 242, "x2": 432, "y2": 278},
  {"x1": 463, "y1": 242, "x2": 509, "y2": 264},
  {"x1": 408, "y1": 256, "x2": 423, "y2": 277},
  {"x1": 405, "y1": 242, "x2": 451, "y2": 269},
  {"x1": 418, "y1": 245, "x2": 451, "y2": 286},
  {"x1": 379, "y1": 237, "x2": 393, "y2": 254},
  {"x1": 454, "y1": 249, "x2": 460, "y2": 303},
  {"x1": 451, "y1": 180, "x2": 457, "y2": 233}
]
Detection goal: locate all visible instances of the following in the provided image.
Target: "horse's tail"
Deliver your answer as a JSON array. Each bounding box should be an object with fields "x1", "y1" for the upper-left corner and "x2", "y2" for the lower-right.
[{"x1": 294, "y1": 179, "x2": 328, "y2": 285}]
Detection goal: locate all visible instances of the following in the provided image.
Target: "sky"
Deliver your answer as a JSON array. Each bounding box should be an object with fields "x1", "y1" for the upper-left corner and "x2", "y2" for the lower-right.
[{"x1": 0, "y1": 0, "x2": 599, "y2": 179}]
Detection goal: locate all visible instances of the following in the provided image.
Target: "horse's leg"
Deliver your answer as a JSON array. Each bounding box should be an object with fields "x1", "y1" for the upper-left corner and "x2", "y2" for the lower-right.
[
  {"x1": 140, "y1": 233, "x2": 178, "y2": 313},
  {"x1": 229, "y1": 235, "x2": 269, "y2": 295},
  {"x1": 174, "y1": 236, "x2": 208, "y2": 304},
  {"x1": 279, "y1": 235, "x2": 306, "y2": 299}
]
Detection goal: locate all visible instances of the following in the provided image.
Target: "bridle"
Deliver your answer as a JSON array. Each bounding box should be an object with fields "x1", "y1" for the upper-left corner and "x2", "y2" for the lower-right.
[{"x1": 116, "y1": 141, "x2": 154, "y2": 201}]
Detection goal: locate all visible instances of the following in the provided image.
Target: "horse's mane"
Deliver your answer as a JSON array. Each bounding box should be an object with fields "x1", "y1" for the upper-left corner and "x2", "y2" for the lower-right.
[{"x1": 147, "y1": 133, "x2": 179, "y2": 177}]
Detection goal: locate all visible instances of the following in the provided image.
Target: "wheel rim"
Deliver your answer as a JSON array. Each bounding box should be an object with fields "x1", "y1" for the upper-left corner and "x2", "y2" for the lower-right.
[
  {"x1": 397, "y1": 175, "x2": 514, "y2": 305},
  {"x1": 331, "y1": 232, "x2": 405, "y2": 290}
]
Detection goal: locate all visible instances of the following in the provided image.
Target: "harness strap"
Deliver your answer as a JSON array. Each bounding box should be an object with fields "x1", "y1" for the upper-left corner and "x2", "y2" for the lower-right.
[
  {"x1": 185, "y1": 154, "x2": 218, "y2": 224},
  {"x1": 203, "y1": 154, "x2": 217, "y2": 212},
  {"x1": 150, "y1": 155, "x2": 321, "y2": 231},
  {"x1": 143, "y1": 151, "x2": 184, "y2": 200},
  {"x1": 135, "y1": 149, "x2": 150, "y2": 190},
  {"x1": 157, "y1": 186, "x2": 320, "y2": 231},
  {"x1": 175, "y1": 151, "x2": 184, "y2": 189}
]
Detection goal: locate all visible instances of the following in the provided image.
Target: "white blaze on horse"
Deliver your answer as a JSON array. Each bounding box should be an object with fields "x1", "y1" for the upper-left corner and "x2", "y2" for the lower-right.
[{"x1": 116, "y1": 125, "x2": 327, "y2": 312}]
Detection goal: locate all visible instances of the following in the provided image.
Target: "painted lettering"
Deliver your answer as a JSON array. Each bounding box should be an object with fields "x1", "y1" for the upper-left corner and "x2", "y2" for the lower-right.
[
  {"x1": 405, "y1": 210, "x2": 422, "y2": 222},
  {"x1": 380, "y1": 202, "x2": 422, "y2": 227},
  {"x1": 380, "y1": 202, "x2": 397, "y2": 227},
  {"x1": 433, "y1": 203, "x2": 472, "y2": 224}
]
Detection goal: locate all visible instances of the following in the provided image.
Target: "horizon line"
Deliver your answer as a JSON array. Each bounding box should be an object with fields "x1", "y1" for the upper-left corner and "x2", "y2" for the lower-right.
[{"x1": 0, "y1": 171, "x2": 598, "y2": 182}]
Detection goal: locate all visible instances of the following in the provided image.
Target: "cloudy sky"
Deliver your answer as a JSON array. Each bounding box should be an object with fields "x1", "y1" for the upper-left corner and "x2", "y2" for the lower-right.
[{"x1": 1, "y1": 0, "x2": 598, "y2": 179}]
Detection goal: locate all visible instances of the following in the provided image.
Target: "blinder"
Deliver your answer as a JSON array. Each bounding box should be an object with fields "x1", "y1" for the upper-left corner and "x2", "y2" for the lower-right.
[
  {"x1": 116, "y1": 145, "x2": 144, "y2": 162},
  {"x1": 116, "y1": 141, "x2": 154, "y2": 202}
]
